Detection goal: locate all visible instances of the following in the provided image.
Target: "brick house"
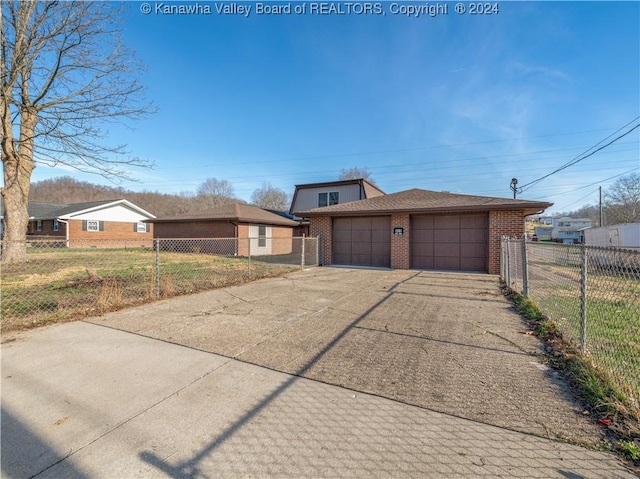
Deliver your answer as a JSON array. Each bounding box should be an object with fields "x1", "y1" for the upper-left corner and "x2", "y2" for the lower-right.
[
  {"x1": 297, "y1": 189, "x2": 552, "y2": 274},
  {"x1": 15, "y1": 199, "x2": 155, "y2": 247},
  {"x1": 147, "y1": 203, "x2": 299, "y2": 256}
]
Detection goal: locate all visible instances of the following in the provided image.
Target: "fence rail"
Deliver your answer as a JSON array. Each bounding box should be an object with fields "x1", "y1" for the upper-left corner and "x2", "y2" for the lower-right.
[
  {"x1": 501, "y1": 237, "x2": 640, "y2": 408},
  {"x1": 1, "y1": 237, "x2": 318, "y2": 332}
]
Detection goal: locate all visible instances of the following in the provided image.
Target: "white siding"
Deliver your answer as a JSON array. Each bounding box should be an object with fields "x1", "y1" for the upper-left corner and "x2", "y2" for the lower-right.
[
  {"x1": 248, "y1": 224, "x2": 272, "y2": 255},
  {"x1": 68, "y1": 204, "x2": 152, "y2": 223},
  {"x1": 584, "y1": 223, "x2": 640, "y2": 248}
]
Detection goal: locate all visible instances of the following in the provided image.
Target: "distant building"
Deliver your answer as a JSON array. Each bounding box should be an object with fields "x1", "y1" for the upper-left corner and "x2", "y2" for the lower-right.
[
  {"x1": 584, "y1": 223, "x2": 640, "y2": 248},
  {"x1": 551, "y1": 217, "x2": 592, "y2": 244}
]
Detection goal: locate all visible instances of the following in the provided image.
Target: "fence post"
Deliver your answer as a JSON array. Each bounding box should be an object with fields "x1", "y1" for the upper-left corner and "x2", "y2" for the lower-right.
[
  {"x1": 247, "y1": 237, "x2": 251, "y2": 276},
  {"x1": 155, "y1": 238, "x2": 161, "y2": 299},
  {"x1": 505, "y1": 237, "x2": 511, "y2": 289},
  {"x1": 301, "y1": 234, "x2": 306, "y2": 270},
  {"x1": 500, "y1": 237, "x2": 505, "y2": 279},
  {"x1": 521, "y1": 234, "x2": 529, "y2": 297},
  {"x1": 580, "y1": 245, "x2": 588, "y2": 353}
]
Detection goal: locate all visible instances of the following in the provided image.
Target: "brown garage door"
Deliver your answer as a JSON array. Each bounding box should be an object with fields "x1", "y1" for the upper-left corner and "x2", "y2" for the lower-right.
[
  {"x1": 411, "y1": 214, "x2": 488, "y2": 271},
  {"x1": 333, "y1": 216, "x2": 391, "y2": 267}
]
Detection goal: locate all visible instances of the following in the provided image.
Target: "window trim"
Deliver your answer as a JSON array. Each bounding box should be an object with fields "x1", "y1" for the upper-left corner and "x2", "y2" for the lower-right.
[
  {"x1": 136, "y1": 222, "x2": 148, "y2": 233},
  {"x1": 318, "y1": 191, "x2": 339, "y2": 208},
  {"x1": 86, "y1": 220, "x2": 100, "y2": 232},
  {"x1": 36, "y1": 220, "x2": 43, "y2": 232},
  {"x1": 53, "y1": 220, "x2": 60, "y2": 232}
]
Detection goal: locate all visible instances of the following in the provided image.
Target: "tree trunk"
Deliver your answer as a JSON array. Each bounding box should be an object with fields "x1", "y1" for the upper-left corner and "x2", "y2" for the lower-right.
[{"x1": 1, "y1": 109, "x2": 36, "y2": 264}]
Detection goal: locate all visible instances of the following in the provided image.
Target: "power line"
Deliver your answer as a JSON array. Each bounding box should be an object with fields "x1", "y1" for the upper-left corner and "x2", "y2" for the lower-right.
[{"x1": 517, "y1": 117, "x2": 640, "y2": 193}]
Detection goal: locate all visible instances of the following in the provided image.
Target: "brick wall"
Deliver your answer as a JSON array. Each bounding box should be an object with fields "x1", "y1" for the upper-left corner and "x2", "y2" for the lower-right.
[
  {"x1": 68, "y1": 219, "x2": 154, "y2": 248},
  {"x1": 390, "y1": 214, "x2": 410, "y2": 269},
  {"x1": 27, "y1": 219, "x2": 66, "y2": 237},
  {"x1": 236, "y1": 224, "x2": 293, "y2": 256},
  {"x1": 309, "y1": 216, "x2": 332, "y2": 265},
  {"x1": 488, "y1": 210, "x2": 524, "y2": 274},
  {"x1": 154, "y1": 221, "x2": 235, "y2": 239}
]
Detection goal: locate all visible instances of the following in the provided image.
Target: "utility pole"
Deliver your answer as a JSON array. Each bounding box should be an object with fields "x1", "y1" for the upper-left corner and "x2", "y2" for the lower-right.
[{"x1": 510, "y1": 178, "x2": 518, "y2": 199}]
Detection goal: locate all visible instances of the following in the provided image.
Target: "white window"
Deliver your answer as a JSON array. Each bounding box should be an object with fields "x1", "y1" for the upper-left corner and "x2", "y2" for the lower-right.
[
  {"x1": 36, "y1": 220, "x2": 43, "y2": 232},
  {"x1": 86, "y1": 220, "x2": 99, "y2": 232},
  {"x1": 136, "y1": 222, "x2": 147, "y2": 233},
  {"x1": 258, "y1": 225, "x2": 267, "y2": 247},
  {"x1": 53, "y1": 220, "x2": 60, "y2": 232},
  {"x1": 318, "y1": 191, "x2": 339, "y2": 208}
]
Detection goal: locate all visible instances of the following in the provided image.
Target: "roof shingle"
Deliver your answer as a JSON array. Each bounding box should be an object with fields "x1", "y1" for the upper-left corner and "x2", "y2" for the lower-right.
[
  {"x1": 297, "y1": 188, "x2": 552, "y2": 216},
  {"x1": 148, "y1": 203, "x2": 299, "y2": 226}
]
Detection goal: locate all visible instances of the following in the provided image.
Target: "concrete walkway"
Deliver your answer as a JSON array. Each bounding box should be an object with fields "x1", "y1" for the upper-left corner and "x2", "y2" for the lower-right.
[{"x1": 1, "y1": 268, "x2": 636, "y2": 478}]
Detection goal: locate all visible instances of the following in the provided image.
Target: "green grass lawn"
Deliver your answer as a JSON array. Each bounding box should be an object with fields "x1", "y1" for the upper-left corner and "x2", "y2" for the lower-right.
[
  {"x1": 532, "y1": 276, "x2": 640, "y2": 406},
  {"x1": 1, "y1": 247, "x2": 298, "y2": 332}
]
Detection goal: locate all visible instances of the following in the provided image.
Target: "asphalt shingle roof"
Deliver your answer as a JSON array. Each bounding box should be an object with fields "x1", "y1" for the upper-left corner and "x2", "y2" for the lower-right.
[
  {"x1": 298, "y1": 188, "x2": 552, "y2": 216},
  {"x1": 149, "y1": 203, "x2": 299, "y2": 226}
]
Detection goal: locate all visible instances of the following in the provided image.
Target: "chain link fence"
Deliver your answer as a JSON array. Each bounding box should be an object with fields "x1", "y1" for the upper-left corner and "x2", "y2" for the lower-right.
[
  {"x1": 1, "y1": 237, "x2": 318, "y2": 332},
  {"x1": 501, "y1": 237, "x2": 640, "y2": 408}
]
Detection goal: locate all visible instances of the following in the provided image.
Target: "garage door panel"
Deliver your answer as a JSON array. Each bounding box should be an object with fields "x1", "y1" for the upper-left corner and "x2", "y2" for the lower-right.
[
  {"x1": 411, "y1": 213, "x2": 488, "y2": 272},
  {"x1": 434, "y1": 216, "x2": 460, "y2": 229},
  {"x1": 371, "y1": 229, "x2": 389, "y2": 242},
  {"x1": 461, "y1": 257, "x2": 486, "y2": 271},
  {"x1": 334, "y1": 240, "x2": 352, "y2": 253},
  {"x1": 461, "y1": 215, "x2": 488, "y2": 229},
  {"x1": 412, "y1": 256, "x2": 434, "y2": 269},
  {"x1": 461, "y1": 229, "x2": 487, "y2": 242},
  {"x1": 333, "y1": 253, "x2": 352, "y2": 265},
  {"x1": 434, "y1": 229, "x2": 460, "y2": 243},
  {"x1": 412, "y1": 242, "x2": 433, "y2": 257},
  {"x1": 413, "y1": 229, "x2": 434, "y2": 243},
  {"x1": 352, "y1": 230, "x2": 371, "y2": 243},
  {"x1": 412, "y1": 216, "x2": 434, "y2": 229},
  {"x1": 372, "y1": 241, "x2": 389, "y2": 255},
  {"x1": 371, "y1": 217, "x2": 390, "y2": 229},
  {"x1": 352, "y1": 254, "x2": 372, "y2": 266},
  {"x1": 352, "y1": 217, "x2": 371, "y2": 229},
  {"x1": 435, "y1": 256, "x2": 460, "y2": 270},
  {"x1": 434, "y1": 243, "x2": 459, "y2": 257},
  {"x1": 332, "y1": 216, "x2": 390, "y2": 267},
  {"x1": 461, "y1": 243, "x2": 487, "y2": 257},
  {"x1": 333, "y1": 230, "x2": 352, "y2": 242},
  {"x1": 371, "y1": 255, "x2": 390, "y2": 268}
]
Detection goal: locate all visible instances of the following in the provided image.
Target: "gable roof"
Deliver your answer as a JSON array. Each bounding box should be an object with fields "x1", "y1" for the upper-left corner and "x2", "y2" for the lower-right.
[
  {"x1": 25, "y1": 199, "x2": 156, "y2": 220},
  {"x1": 297, "y1": 188, "x2": 552, "y2": 216},
  {"x1": 148, "y1": 203, "x2": 298, "y2": 227},
  {"x1": 290, "y1": 178, "x2": 385, "y2": 214},
  {"x1": 293, "y1": 178, "x2": 384, "y2": 193}
]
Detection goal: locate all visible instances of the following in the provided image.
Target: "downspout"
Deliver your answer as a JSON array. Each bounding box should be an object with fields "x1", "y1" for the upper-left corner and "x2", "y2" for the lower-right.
[
  {"x1": 230, "y1": 221, "x2": 238, "y2": 256},
  {"x1": 57, "y1": 218, "x2": 70, "y2": 248}
]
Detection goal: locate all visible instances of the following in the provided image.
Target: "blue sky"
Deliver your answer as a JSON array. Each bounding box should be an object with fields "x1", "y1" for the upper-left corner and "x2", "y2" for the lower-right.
[{"x1": 31, "y1": 1, "x2": 640, "y2": 214}]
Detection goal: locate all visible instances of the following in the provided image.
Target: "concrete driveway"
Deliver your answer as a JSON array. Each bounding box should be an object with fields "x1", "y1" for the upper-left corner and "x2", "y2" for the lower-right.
[{"x1": 2, "y1": 267, "x2": 635, "y2": 478}]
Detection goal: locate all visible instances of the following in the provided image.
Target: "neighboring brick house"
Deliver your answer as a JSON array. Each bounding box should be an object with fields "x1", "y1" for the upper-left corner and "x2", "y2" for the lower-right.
[
  {"x1": 290, "y1": 178, "x2": 386, "y2": 236},
  {"x1": 16, "y1": 199, "x2": 155, "y2": 247},
  {"x1": 147, "y1": 203, "x2": 299, "y2": 256},
  {"x1": 298, "y1": 189, "x2": 552, "y2": 274}
]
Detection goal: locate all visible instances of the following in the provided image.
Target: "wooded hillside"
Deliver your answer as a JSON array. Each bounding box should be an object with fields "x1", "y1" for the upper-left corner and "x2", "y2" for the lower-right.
[{"x1": 29, "y1": 177, "x2": 245, "y2": 217}]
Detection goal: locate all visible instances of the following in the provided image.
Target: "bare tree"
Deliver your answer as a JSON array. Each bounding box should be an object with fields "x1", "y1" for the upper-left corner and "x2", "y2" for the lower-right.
[
  {"x1": 251, "y1": 182, "x2": 290, "y2": 211},
  {"x1": 604, "y1": 172, "x2": 640, "y2": 224},
  {"x1": 1, "y1": 2, "x2": 154, "y2": 263},
  {"x1": 339, "y1": 166, "x2": 375, "y2": 184},
  {"x1": 196, "y1": 178, "x2": 236, "y2": 207}
]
